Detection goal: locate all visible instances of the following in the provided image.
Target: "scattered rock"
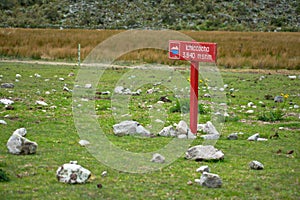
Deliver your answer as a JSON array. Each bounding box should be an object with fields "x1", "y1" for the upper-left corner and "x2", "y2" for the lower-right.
[
  {"x1": 247, "y1": 102, "x2": 254, "y2": 107},
  {"x1": 176, "y1": 120, "x2": 189, "y2": 135},
  {"x1": 274, "y1": 96, "x2": 284, "y2": 103},
  {"x1": 16, "y1": 74, "x2": 22, "y2": 78},
  {"x1": 56, "y1": 161, "x2": 91, "y2": 184},
  {"x1": 158, "y1": 125, "x2": 176, "y2": 137},
  {"x1": 257, "y1": 138, "x2": 268, "y2": 141},
  {"x1": 177, "y1": 134, "x2": 187, "y2": 139},
  {"x1": 101, "y1": 171, "x2": 108, "y2": 177},
  {"x1": 227, "y1": 133, "x2": 238, "y2": 140},
  {"x1": 36, "y1": 100, "x2": 48, "y2": 106},
  {"x1": 0, "y1": 99, "x2": 14, "y2": 105},
  {"x1": 7, "y1": 128, "x2": 38, "y2": 155},
  {"x1": 288, "y1": 75, "x2": 296, "y2": 80},
  {"x1": 196, "y1": 165, "x2": 210, "y2": 173},
  {"x1": 198, "y1": 121, "x2": 220, "y2": 140},
  {"x1": 203, "y1": 93, "x2": 211, "y2": 98},
  {"x1": 114, "y1": 86, "x2": 141, "y2": 95},
  {"x1": 78, "y1": 140, "x2": 90, "y2": 146},
  {"x1": 1, "y1": 83, "x2": 14, "y2": 88},
  {"x1": 59, "y1": 78, "x2": 65, "y2": 81},
  {"x1": 294, "y1": 105, "x2": 299, "y2": 109},
  {"x1": 34, "y1": 73, "x2": 41, "y2": 78},
  {"x1": 159, "y1": 96, "x2": 172, "y2": 103},
  {"x1": 185, "y1": 145, "x2": 224, "y2": 161},
  {"x1": 195, "y1": 172, "x2": 222, "y2": 188},
  {"x1": 249, "y1": 160, "x2": 264, "y2": 170},
  {"x1": 187, "y1": 180, "x2": 193, "y2": 185},
  {"x1": 246, "y1": 110, "x2": 254, "y2": 114},
  {"x1": 150, "y1": 153, "x2": 165, "y2": 163},
  {"x1": 68, "y1": 72, "x2": 75, "y2": 77},
  {"x1": 84, "y1": 84, "x2": 92, "y2": 89},
  {"x1": 0, "y1": 120, "x2": 7, "y2": 125},
  {"x1": 247, "y1": 133, "x2": 259, "y2": 141},
  {"x1": 113, "y1": 120, "x2": 150, "y2": 137}
]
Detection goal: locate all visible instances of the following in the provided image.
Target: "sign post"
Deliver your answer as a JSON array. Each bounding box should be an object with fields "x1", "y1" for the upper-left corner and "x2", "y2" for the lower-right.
[{"x1": 169, "y1": 40, "x2": 217, "y2": 134}]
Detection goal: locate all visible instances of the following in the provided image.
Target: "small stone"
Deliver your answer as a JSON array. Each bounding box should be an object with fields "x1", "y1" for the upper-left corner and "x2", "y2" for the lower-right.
[
  {"x1": 158, "y1": 125, "x2": 176, "y2": 137},
  {"x1": 196, "y1": 165, "x2": 210, "y2": 173},
  {"x1": 247, "y1": 102, "x2": 254, "y2": 107},
  {"x1": 34, "y1": 73, "x2": 41, "y2": 78},
  {"x1": 101, "y1": 171, "x2": 108, "y2": 177},
  {"x1": 187, "y1": 180, "x2": 193, "y2": 185},
  {"x1": 36, "y1": 100, "x2": 48, "y2": 106},
  {"x1": 227, "y1": 133, "x2": 238, "y2": 140},
  {"x1": 294, "y1": 105, "x2": 299, "y2": 109},
  {"x1": 68, "y1": 72, "x2": 75, "y2": 77},
  {"x1": 274, "y1": 96, "x2": 283, "y2": 103},
  {"x1": 16, "y1": 74, "x2": 22, "y2": 78},
  {"x1": 1, "y1": 83, "x2": 14, "y2": 88},
  {"x1": 85, "y1": 84, "x2": 92, "y2": 89},
  {"x1": 175, "y1": 120, "x2": 189, "y2": 135},
  {"x1": 177, "y1": 134, "x2": 187, "y2": 139},
  {"x1": 151, "y1": 153, "x2": 165, "y2": 163},
  {"x1": 246, "y1": 110, "x2": 254, "y2": 114},
  {"x1": 249, "y1": 160, "x2": 264, "y2": 170},
  {"x1": 0, "y1": 99, "x2": 14, "y2": 105},
  {"x1": 248, "y1": 133, "x2": 259, "y2": 141},
  {"x1": 59, "y1": 78, "x2": 65, "y2": 81},
  {"x1": 0, "y1": 120, "x2": 7, "y2": 125},
  {"x1": 79, "y1": 140, "x2": 90, "y2": 146},
  {"x1": 257, "y1": 138, "x2": 268, "y2": 141},
  {"x1": 197, "y1": 172, "x2": 222, "y2": 188},
  {"x1": 288, "y1": 75, "x2": 296, "y2": 80}
]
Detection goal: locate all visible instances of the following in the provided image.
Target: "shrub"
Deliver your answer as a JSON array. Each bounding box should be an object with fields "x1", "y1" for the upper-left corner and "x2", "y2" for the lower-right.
[
  {"x1": 0, "y1": 169, "x2": 10, "y2": 182},
  {"x1": 257, "y1": 109, "x2": 284, "y2": 122},
  {"x1": 169, "y1": 99, "x2": 209, "y2": 114}
]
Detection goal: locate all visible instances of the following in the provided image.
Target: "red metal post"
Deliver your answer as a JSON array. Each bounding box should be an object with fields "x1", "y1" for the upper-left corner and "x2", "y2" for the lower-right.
[{"x1": 190, "y1": 61, "x2": 199, "y2": 134}]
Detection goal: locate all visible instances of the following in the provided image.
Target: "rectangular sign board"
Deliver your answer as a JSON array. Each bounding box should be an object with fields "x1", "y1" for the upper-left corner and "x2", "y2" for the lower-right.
[{"x1": 169, "y1": 40, "x2": 217, "y2": 63}]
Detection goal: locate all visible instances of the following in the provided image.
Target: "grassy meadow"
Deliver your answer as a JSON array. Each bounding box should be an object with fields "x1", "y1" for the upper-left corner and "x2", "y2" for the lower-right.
[
  {"x1": 0, "y1": 62, "x2": 299, "y2": 199},
  {"x1": 0, "y1": 28, "x2": 299, "y2": 69}
]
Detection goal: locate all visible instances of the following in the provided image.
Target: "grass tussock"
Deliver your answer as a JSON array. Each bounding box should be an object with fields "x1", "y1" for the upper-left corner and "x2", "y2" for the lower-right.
[{"x1": 0, "y1": 28, "x2": 299, "y2": 69}]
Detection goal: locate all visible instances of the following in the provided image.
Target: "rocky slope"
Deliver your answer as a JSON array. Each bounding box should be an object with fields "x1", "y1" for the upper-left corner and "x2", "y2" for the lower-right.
[{"x1": 0, "y1": 0, "x2": 299, "y2": 31}]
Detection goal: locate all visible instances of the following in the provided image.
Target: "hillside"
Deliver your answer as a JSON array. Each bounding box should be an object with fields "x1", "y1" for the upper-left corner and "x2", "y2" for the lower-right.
[{"x1": 0, "y1": 0, "x2": 299, "y2": 31}]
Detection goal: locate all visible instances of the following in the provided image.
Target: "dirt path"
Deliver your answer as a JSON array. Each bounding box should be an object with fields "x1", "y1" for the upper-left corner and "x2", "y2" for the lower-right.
[{"x1": 1, "y1": 59, "x2": 300, "y2": 75}]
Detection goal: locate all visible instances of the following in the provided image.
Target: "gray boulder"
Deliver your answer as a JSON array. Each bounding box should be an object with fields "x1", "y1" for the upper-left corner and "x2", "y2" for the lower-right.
[
  {"x1": 150, "y1": 153, "x2": 165, "y2": 163},
  {"x1": 195, "y1": 172, "x2": 222, "y2": 188},
  {"x1": 176, "y1": 120, "x2": 189, "y2": 135},
  {"x1": 198, "y1": 121, "x2": 220, "y2": 140},
  {"x1": 56, "y1": 161, "x2": 91, "y2": 184},
  {"x1": 13, "y1": 127, "x2": 27, "y2": 137},
  {"x1": 1, "y1": 83, "x2": 14, "y2": 88},
  {"x1": 113, "y1": 120, "x2": 150, "y2": 137},
  {"x1": 249, "y1": 160, "x2": 264, "y2": 170},
  {"x1": 7, "y1": 131, "x2": 38, "y2": 155},
  {"x1": 185, "y1": 145, "x2": 224, "y2": 161}
]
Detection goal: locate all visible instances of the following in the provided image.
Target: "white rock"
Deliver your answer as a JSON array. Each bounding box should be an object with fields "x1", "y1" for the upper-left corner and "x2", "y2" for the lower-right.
[
  {"x1": 150, "y1": 153, "x2": 165, "y2": 163},
  {"x1": 15, "y1": 79, "x2": 19, "y2": 82},
  {"x1": 187, "y1": 130, "x2": 197, "y2": 139},
  {"x1": 196, "y1": 165, "x2": 210, "y2": 173},
  {"x1": 177, "y1": 134, "x2": 187, "y2": 139},
  {"x1": 288, "y1": 75, "x2": 296, "y2": 80},
  {"x1": 101, "y1": 171, "x2": 108, "y2": 177},
  {"x1": 45, "y1": 91, "x2": 50, "y2": 95},
  {"x1": 13, "y1": 127, "x2": 27, "y2": 136},
  {"x1": 197, "y1": 172, "x2": 222, "y2": 188},
  {"x1": 185, "y1": 145, "x2": 224, "y2": 161},
  {"x1": 59, "y1": 78, "x2": 65, "y2": 81},
  {"x1": 197, "y1": 121, "x2": 219, "y2": 135},
  {"x1": 16, "y1": 74, "x2": 22, "y2": 78},
  {"x1": 7, "y1": 132, "x2": 38, "y2": 155},
  {"x1": 294, "y1": 105, "x2": 299, "y2": 109},
  {"x1": 176, "y1": 120, "x2": 189, "y2": 135},
  {"x1": 36, "y1": 100, "x2": 48, "y2": 106},
  {"x1": 204, "y1": 93, "x2": 211, "y2": 98},
  {"x1": 113, "y1": 120, "x2": 150, "y2": 137},
  {"x1": 257, "y1": 138, "x2": 268, "y2": 141},
  {"x1": 34, "y1": 73, "x2": 41, "y2": 78},
  {"x1": 247, "y1": 102, "x2": 254, "y2": 107},
  {"x1": 56, "y1": 162, "x2": 91, "y2": 184},
  {"x1": 246, "y1": 110, "x2": 254, "y2": 114},
  {"x1": 78, "y1": 140, "x2": 90, "y2": 146},
  {"x1": 154, "y1": 119, "x2": 164, "y2": 123},
  {"x1": 158, "y1": 125, "x2": 176, "y2": 137},
  {"x1": 147, "y1": 88, "x2": 154, "y2": 94},
  {"x1": 84, "y1": 84, "x2": 92, "y2": 89},
  {"x1": 0, "y1": 99, "x2": 14, "y2": 105},
  {"x1": 249, "y1": 160, "x2": 264, "y2": 170},
  {"x1": 0, "y1": 120, "x2": 7, "y2": 125},
  {"x1": 247, "y1": 133, "x2": 259, "y2": 141}
]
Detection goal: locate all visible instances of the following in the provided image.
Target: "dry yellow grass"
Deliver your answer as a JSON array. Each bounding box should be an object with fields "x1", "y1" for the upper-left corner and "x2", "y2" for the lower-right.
[{"x1": 0, "y1": 28, "x2": 299, "y2": 69}]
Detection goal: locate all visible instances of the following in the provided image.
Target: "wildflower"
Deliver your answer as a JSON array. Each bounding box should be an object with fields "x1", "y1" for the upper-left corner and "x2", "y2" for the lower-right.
[
  {"x1": 199, "y1": 79, "x2": 203, "y2": 83},
  {"x1": 284, "y1": 94, "x2": 289, "y2": 99},
  {"x1": 187, "y1": 78, "x2": 190, "y2": 82}
]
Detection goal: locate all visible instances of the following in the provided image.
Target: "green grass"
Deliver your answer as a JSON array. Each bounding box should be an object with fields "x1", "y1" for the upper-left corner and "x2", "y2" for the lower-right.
[{"x1": 0, "y1": 62, "x2": 299, "y2": 199}]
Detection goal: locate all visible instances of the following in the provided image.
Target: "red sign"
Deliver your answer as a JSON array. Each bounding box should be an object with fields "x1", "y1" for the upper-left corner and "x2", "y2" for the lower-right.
[{"x1": 169, "y1": 40, "x2": 217, "y2": 63}]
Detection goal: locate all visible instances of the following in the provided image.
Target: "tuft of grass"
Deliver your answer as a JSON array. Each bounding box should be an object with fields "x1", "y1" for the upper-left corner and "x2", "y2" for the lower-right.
[{"x1": 258, "y1": 109, "x2": 285, "y2": 122}]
